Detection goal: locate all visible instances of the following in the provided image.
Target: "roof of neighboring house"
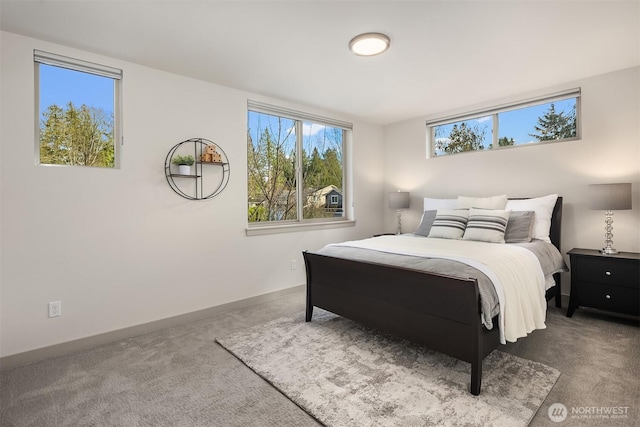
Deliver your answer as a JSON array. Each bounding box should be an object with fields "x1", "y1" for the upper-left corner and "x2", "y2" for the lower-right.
[{"x1": 310, "y1": 185, "x2": 342, "y2": 197}]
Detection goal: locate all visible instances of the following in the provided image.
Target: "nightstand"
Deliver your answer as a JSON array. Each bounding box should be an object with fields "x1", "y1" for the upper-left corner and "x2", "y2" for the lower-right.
[{"x1": 566, "y1": 248, "x2": 640, "y2": 318}]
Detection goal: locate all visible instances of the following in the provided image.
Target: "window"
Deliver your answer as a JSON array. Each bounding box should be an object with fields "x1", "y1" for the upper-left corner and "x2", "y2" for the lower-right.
[
  {"x1": 35, "y1": 50, "x2": 122, "y2": 168},
  {"x1": 247, "y1": 101, "x2": 350, "y2": 226},
  {"x1": 427, "y1": 89, "x2": 580, "y2": 157}
]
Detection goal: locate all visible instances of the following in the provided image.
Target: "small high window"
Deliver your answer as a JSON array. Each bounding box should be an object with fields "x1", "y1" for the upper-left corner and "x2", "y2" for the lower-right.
[
  {"x1": 35, "y1": 50, "x2": 122, "y2": 168},
  {"x1": 427, "y1": 89, "x2": 580, "y2": 157}
]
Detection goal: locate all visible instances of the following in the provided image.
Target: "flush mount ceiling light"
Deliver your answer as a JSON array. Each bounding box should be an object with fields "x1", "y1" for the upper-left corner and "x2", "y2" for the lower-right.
[{"x1": 349, "y1": 32, "x2": 390, "y2": 56}]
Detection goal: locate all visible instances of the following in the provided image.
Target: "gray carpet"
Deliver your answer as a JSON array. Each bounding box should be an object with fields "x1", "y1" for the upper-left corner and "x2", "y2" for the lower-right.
[
  {"x1": 0, "y1": 303, "x2": 320, "y2": 427},
  {"x1": 217, "y1": 310, "x2": 560, "y2": 427},
  {"x1": 1, "y1": 289, "x2": 638, "y2": 426}
]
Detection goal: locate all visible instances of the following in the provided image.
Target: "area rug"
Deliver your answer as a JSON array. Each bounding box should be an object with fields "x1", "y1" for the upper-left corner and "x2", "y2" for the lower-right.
[{"x1": 216, "y1": 310, "x2": 560, "y2": 427}]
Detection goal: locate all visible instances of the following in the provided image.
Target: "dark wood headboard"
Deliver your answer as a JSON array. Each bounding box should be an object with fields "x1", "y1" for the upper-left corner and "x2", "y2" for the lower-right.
[{"x1": 550, "y1": 196, "x2": 563, "y2": 251}]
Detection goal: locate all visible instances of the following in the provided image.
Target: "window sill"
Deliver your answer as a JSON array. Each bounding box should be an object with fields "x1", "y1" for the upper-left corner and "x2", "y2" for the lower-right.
[{"x1": 245, "y1": 219, "x2": 356, "y2": 236}]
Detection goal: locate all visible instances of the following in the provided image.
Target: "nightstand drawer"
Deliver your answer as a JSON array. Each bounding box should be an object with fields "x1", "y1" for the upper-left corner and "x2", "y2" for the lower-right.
[
  {"x1": 572, "y1": 256, "x2": 639, "y2": 289},
  {"x1": 577, "y1": 281, "x2": 639, "y2": 315}
]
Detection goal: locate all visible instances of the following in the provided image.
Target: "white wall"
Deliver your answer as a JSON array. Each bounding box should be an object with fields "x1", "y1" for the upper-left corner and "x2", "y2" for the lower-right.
[
  {"x1": 383, "y1": 66, "x2": 640, "y2": 294},
  {"x1": 2, "y1": 29, "x2": 637, "y2": 358},
  {"x1": 0, "y1": 31, "x2": 385, "y2": 357}
]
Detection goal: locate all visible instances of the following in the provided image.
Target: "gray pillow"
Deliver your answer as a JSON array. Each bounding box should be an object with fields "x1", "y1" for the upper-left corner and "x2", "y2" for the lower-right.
[
  {"x1": 505, "y1": 211, "x2": 535, "y2": 243},
  {"x1": 415, "y1": 210, "x2": 437, "y2": 236}
]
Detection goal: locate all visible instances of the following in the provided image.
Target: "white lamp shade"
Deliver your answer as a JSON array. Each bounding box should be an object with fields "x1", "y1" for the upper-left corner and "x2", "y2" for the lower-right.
[
  {"x1": 389, "y1": 191, "x2": 410, "y2": 209},
  {"x1": 589, "y1": 183, "x2": 632, "y2": 210}
]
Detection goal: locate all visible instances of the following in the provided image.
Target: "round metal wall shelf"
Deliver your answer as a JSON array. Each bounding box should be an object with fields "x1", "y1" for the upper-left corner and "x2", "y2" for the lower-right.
[{"x1": 164, "y1": 138, "x2": 230, "y2": 200}]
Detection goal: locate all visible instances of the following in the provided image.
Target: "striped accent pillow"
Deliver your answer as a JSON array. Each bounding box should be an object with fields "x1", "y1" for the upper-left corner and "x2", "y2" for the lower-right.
[
  {"x1": 427, "y1": 209, "x2": 469, "y2": 239},
  {"x1": 463, "y1": 208, "x2": 510, "y2": 243}
]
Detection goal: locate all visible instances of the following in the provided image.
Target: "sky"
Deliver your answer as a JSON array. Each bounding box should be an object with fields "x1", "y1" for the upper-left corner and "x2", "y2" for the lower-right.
[
  {"x1": 435, "y1": 98, "x2": 576, "y2": 149},
  {"x1": 495, "y1": 98, "x2": 575, "y2": 144},
  {"x1": 247, "y1": 111, "x2": 343, "y2": 156},
  {"x1": 39, "y1": 64, "x2": 114, "y2": 119}
]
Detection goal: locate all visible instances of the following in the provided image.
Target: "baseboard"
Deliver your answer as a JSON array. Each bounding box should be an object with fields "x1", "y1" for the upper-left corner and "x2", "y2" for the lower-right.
[{"x1": 0, "y1": 284, "x2": 305, "y2": 372}]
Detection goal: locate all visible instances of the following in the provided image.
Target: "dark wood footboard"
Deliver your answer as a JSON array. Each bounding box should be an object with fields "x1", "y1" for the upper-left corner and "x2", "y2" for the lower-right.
[{"x1": 303, "y1": 251, "x2": 500, "y2": 395}]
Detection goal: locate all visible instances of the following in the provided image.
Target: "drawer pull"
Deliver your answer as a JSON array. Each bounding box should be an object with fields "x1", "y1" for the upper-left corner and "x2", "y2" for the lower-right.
[
  {"x1": 605, "y1": 294, "x2": 611, "y2": 299},
  {"x1": 605, "y1": 271, "x2": 612, "y2": 276}
]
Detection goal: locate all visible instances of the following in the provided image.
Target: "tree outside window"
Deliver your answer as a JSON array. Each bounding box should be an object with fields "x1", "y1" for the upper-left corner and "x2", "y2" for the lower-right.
[
  {"x1": 35, "y1": 52, "x2": 121, "y2": 168},
  {"x1": 247, "y1": 108, "x2": 347, "y2": 224},
  {"x1": 429, "y1": 93, "x2": 579, "y2": 156}
]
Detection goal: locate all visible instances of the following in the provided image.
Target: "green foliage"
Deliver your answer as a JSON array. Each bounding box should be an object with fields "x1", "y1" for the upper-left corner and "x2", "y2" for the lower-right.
[
  {"x1": 435, "y1": 122, "x2": 487, "y2": 155},
  {"x1": 303, "y1": 202, "x2": 334, "y2": 219},
  {"x1": 247, "y1": 119, "x2": 297, "y2": 222},
  {"x1": 498, "y1": 137, "x2": 515, "y2": 147},
  {"x1": 171, "y1": 155, "x2": 195, "y2": 166},
  {"x1": 40, "y1": 102, "x2": 114, "y2": 167},
  {"x1": 247, "y1": 116, "x2": 343, "y2": 222},
  {"x1": 529, "y1": 103, "x2": 576, "y2": 141},
  {"x1": 303, "y1": 147, "x2": 342, "y2": 189},
  {"x1": 248, "y1": 204, "x2": 268, "y2": 222},
  {"x1": 489, "y1": 137, "x2": 515, "y2": 149}
]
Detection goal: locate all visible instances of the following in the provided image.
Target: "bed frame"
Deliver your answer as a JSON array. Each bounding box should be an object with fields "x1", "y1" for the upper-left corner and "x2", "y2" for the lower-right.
[{"x1": 303, "y1": 197, "x2": 562, "y2": 395}]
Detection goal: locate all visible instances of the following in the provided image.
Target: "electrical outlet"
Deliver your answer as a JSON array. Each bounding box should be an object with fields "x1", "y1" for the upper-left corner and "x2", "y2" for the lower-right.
[
  {"x1": 291, "y1": 259, "x2": 297, "y2": 270},
  {"x1": 48, "y1": 301, "x2": 61, "y2": 318}
]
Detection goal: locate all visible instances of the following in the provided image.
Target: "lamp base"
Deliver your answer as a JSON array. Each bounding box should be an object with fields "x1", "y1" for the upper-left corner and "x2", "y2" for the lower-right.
[
  {"x1": 600, "y1": 211, "x2": 618, "y2": 255},
  {"x1": 396, "y1": 209, "x2": 403, "y2": 235}
]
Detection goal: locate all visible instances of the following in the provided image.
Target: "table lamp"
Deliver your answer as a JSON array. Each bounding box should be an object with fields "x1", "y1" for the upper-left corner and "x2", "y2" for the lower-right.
[
  {"x1": 389, "y1": 191, "x2": 410, "y2": 234},
  {"x1": 589, "y1": 183, "x2": 632, "y2": 254}
]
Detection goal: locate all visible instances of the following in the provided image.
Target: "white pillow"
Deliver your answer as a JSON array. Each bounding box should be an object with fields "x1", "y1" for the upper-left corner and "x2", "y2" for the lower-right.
[
  {"x1": 457, "y1": 194, "x2": 508, "y2": 209},
  {"x1": 427, "y1": 209, "x2": 469, "y2": 239},
  {"x1": 423, "y1": 197, "x2": 457, "y2": 211},
  {"x1": 505, "y1": 194, "x2": 558, "y2": 243},
  {"x1": 463, "y1": 208, "x2": 510, "y2": 243}
]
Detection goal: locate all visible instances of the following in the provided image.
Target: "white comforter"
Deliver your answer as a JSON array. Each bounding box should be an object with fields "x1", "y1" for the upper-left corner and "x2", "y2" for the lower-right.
[{"x1": 327, "y1": 235, "x2": 547, "y2": 344}]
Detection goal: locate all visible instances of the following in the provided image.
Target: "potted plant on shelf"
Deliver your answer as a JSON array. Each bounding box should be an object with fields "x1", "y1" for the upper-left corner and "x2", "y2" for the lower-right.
[{"x1": 172, "y1": 155, "x2": 195, "y2": 175}]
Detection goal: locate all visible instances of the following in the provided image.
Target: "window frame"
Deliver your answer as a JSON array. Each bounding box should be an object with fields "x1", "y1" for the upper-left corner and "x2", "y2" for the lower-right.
[
  {"x1": 426, "y1": 88, "x2": 581, "y2": 158},
  {"x1": 34, "y1": 49, "x2": 123, "y2": 168},
  {"x1": 246, "y1": 101, "x2": 353, "y2": 235}
]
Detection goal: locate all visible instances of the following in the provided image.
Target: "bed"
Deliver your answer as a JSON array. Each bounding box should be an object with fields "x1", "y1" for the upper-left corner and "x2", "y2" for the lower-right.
[{"x1": 303, "y1": 195, "x2": 565, "y2": 395}]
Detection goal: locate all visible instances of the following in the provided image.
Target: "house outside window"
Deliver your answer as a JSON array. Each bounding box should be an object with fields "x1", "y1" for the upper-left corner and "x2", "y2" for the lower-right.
[
  {"x1": 35, "y1": 50, "x2": 122, "y2": 168},
  {"x1": 427, "y1": 89, "x2": 580, "y2": 157},
  {"x1": 247, "y1": 101, "x2": 350, "y2": 226}
]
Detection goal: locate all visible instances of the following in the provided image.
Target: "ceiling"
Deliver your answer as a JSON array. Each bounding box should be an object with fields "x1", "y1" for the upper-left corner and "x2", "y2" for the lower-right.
[{"x1": 1, "y1": 1, "x2": 638, "y2": 125}]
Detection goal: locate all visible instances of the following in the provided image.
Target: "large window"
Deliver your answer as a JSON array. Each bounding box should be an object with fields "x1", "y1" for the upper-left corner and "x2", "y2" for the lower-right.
[
  {"x1": 35, "y1": 50, "x2": 122, "y2": 168},
  {"x1": 247, "y1": 101, "x2": 350, "y2": 226},
  {"x1": 428, "y1": 89, "x2": 580, "y2": 157}
]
